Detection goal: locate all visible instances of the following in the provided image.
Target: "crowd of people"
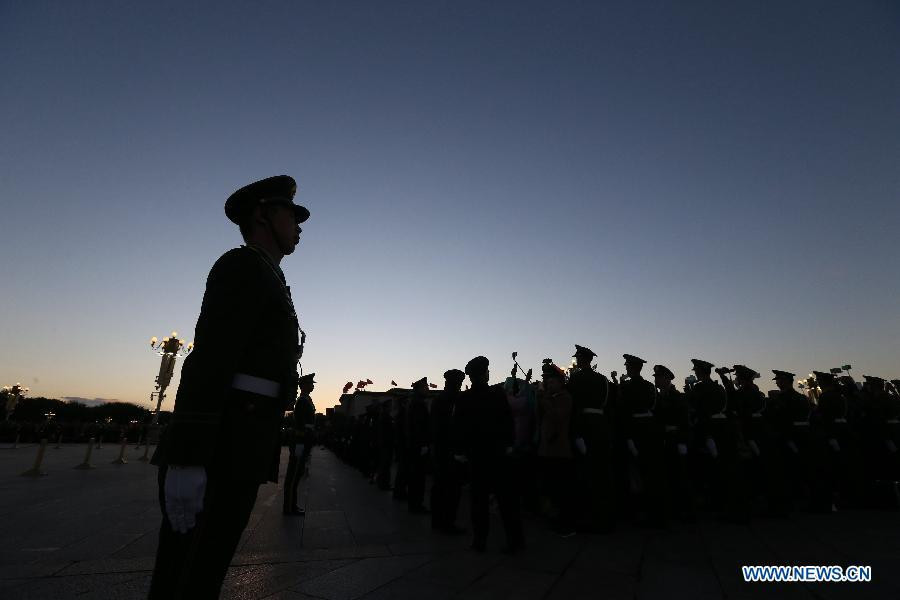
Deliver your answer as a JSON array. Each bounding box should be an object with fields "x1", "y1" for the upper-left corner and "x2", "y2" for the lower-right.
[{"x1": 322, "y1": 345, "x2": 900, "y2": 553}]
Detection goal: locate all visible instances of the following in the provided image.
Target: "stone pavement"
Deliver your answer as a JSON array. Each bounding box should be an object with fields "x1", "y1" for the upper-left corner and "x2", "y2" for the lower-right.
[{"x1": 1, "y1": 441, "x2": 900, "y2": 599}]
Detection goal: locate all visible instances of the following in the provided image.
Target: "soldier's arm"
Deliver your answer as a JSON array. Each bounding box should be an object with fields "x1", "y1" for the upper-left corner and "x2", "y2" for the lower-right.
[{"x1": 165, "y1": 250, "x2": 264, "y2": 466}]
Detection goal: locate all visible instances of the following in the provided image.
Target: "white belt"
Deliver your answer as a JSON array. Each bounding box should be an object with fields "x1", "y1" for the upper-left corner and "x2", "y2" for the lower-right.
[
  {"x1": 633, "y1": 412, "x2": 653, "y2": 418},
  {"x1": 793, "y1": 421, "x2": 809, "y2": 426},
  {"x1": 834, "y1": 418, "x2": 847, "y2": 424},
  {"x1": 232, "y1": 373, "x2": 281, "y2": 398},
  {"x1": 664, "y1": 425, "x2": 678, "y2": 432},
  {"x1": 751, "y1": 413, "x2": 763, "y2": 418},
  {"x1": 583, "y1": 408, "x2": 605, "y2": 415},
  {"x1": 711, "y1": 413, "x2": 727, "y2": 420},
  {"x1": 887, "y1": 419, "x2": 899, "y2": 424}
]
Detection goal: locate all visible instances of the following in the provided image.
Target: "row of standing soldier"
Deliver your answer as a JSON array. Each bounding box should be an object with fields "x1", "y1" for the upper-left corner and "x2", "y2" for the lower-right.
[{"x1": 329, "y1": 345, "x2": 900, "y2": 547}]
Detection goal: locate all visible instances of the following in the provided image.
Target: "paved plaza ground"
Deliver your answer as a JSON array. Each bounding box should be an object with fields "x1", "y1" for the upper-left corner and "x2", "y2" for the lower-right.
[{"x1": 1, "y1": 440, "x2": 899, "y2": 599}]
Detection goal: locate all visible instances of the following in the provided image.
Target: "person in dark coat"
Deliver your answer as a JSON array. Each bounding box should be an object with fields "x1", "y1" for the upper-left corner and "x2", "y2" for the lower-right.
[
  {"x1": 771, "y1": 370, "x2": 819, "y2": 511},
  {"x1": 537, "y1": 361, "x2": 576, "y2": 536},
  {"x1": 619, "y1": 354, "x2": 664, "y2": 526},
  {"x1": 566, "y1": 345, "x2": 615, "y2": 533},
  {"x1": 813, "y1": 370, "x2": 864, "y2": 509},
  {"x1": 430, "y1": 369, "x2": 466, "y2": 533},
  {"x1": 149, "y1": 175, "x2": 309, "y2": 599},
  {"x1": 283, "y1": 373, "x2": 316, "y2": 515},
  {"x1": 456, "y1": 355, "x2": 524, "y2": 553},
  {"x1": 375, "y1": 400, "x2": 395, "y2": 490},
  {"x1": 392, "y1": 396, "x2": 409, "y2": 501},
  {"x1": 653, "y1": 364, "x2": 693, "y2": 522},
  {"x1": 686, "y1": 359, "x2": 739, "y2": 518},
  {"x1": 406, "y1": 377, "x2": 431, "y2": 513}
]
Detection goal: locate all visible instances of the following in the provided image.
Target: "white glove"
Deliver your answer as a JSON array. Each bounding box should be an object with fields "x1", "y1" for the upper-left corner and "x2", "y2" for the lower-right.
[
  {"x1": 165, "y1": 465, "x2": 207, "y2": 534},
  {"x1": 787, "y1": 441, "x2": 799, "y2": 455},
  {"x1": 420, "y1": 445, "x2": 429, "y2": 456},
  {"x1": 294, "y1": 443, "x2": 305, "y2": 456},
  {"x1": 676, "y1": 443, "x2": 687, "y2": 456},
  {"x1": 748, "y1": 440, "x2": 760, "y2": 457},
  {"x1": 453, "y1": 454, "x2": 468, "y2": 464},
  {"x1": 887, "y1": 440, "x2": 898, "y2": 454},
  {"x1": 627, "y1": 439, "x2": 639, "y2": 458},
  {"x1": 705, "y1": 437, "x2": 718, "y2": 459},
  {"x1": 828, "y1": 438, "x2": 841, "y2": 453},
  {"x1": 574, "y1": 437, "x2": 587, "y2": 455}
]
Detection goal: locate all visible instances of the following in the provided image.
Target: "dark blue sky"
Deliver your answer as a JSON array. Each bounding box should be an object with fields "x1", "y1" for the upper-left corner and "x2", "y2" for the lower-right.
[{"x1": 2, "y1": 1, "x2": 898, "y2": 408}]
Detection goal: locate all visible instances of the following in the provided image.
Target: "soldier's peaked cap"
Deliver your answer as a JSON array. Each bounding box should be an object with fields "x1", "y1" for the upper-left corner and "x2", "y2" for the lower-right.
[
  {"x1": 443, "y1": 369, "x2": 465, "y2": 382},
  {"x1": 412, "y1": 377, "x2": 428, "y2": 389},
  {"x1": 298, "y1": 373, "x2": 316, "y2": 385},
  {"x1": 542, "y1": 362, "x2": 566, "y2": 380},
  {"x1": 732, "y1": 365, "x2": 759, "y2": 379},
  {"x1": 772, "y1": 370, "x2": 795, "y2": 380},
  {"x1": 812, "y1": 371, "x2": 835, "y2": 382},
  {"x1": 653, "y1": 364, "x2": 674, "y2": 379},
  {"x1": 225, "y1": 175, "x2": 310, "y2": 225},
  {"x1": 465, "y1": 356, "x2": 490, "y2": 376},
  {"x1": 573, "y1": 345, "x2": 596, "y2": 358},
  {"x1": 863, "y1": 375, "x2": 885, "y2": 383},
  {"x1": 691, "y1": 359, "x2": 714, "y2": 370},
  {"x1": 623, "y1": 354, "x2": 646, "y2": 365}
]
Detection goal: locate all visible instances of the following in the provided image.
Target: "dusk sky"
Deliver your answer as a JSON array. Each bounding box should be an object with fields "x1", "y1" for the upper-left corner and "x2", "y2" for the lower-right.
[{"x1": 2, "y1": 1, "x2": 898, "y2": 412}]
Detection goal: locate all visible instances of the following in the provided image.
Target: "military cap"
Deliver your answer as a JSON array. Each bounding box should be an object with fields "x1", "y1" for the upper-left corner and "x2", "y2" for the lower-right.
[
  {"x1": 465, "y1": 355, "x2": 490, "y2": 376},
  {"x1": 443, "y1": 369, "x2": 465, "y2": 383},
  {"x1": 623, "y1": 354, "x2": 646, "y2": 365},
  {"x1": 691, "y1": 359, "x2": 714, "y2": 371},
  {"x1": 863, "y1": 375, "x2": 885, "y2": 384},
  {"x1": 298, "y1": 372, "x2": 316, "y2": 385},
  {"x1": 732, "y1": 365, "x2": 759, "y2": 379},
  {"x1": 225, "y1": 175, "x2": 310, "y2": 225},
  {"x1": 653, "y1": 364, "x2": 674, "y2": 379},
  {"x1": 411, "y1": 377, "x2": 428, "y2": 389},
  {"x1": 572, "y1": 344, "x2": 596, "y2": 358},
  {"x1": 541, "y1": 362, "x2": 566, "y2": 380},
  {"x1": 772, "y1": 370, "x2": 795, "y2": 380},
  {"x1": 812, "y1": 371, "x2": 835, "y2": 383}
]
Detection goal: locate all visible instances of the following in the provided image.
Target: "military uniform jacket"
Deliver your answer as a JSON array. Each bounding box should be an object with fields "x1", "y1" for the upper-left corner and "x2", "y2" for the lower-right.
[
  {"x1": 619, "y1": 377, "x2": 659, "y2": 441},
  {"x1": 567, "y1": 368, "x2": 612, "y2": 443},
  {"x1": 454, "y1": 383, "x2": 514, "y2": 459},
  {"x1": 405, "y1": 395, "x2": 431, "y2": 450},
  {"x1": 430, "y1": 391, "x2": 457, "y2": 458},
  {"x1": 688, "y1": 379, "x2": 729, "y2": 441},
  {"x1": 656, "y1": 386, "x2": 691, "y2": 445},
  {"x1": 155, "y1": 245, "x2": 300, "y2": 484},
  {"x1": 291, "y1": 393, "x2": 316, "y2": 449}
]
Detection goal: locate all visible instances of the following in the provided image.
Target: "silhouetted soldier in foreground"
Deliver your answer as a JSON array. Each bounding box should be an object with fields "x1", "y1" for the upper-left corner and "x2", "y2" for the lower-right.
[
  {"x1": 406, "y1": 378, "x2": 431, "y2": 513},
  {"x1": 566, "y1": 345, "x2": 615, "y2": 532},
  {"x1": 456, "y1": 355, "x2": 524, "y2": 553},
  {"x1": 813, "y1": 370, "x2": 863, "y2": 509},
  {"x1": 149, "y1": 175, "x2": 309, "y2": 599},
  {"x1": 283, "y1": 373, "x2": 316, "y2": 515},
  {"x1": 653, "y1": 364, "x2": 693, "y2": 522},
  {"x1": 686, "y1": 359, "x2": 738, "y2": 518},
  {"x1": 430, "y1": 369, "x2": 466, "y2": 533},
  {"x1": 619, "y1": 354, "x2": 665, "y2": 526},
  {"x1": 375, "y1": 400, "x2": 395, "y2": 490},
  {"x1": 771, "y1": 370, "x2": 820, "y2": 510}
]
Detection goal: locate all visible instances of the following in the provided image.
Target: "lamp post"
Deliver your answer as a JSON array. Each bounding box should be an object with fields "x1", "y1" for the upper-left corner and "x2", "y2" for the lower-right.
[
  {"x1": 2, "y1": 383, "x2": 29, "y2": 421},
  {"x1": 148, "y1": 332, "x2": 192, "y2": 426}
]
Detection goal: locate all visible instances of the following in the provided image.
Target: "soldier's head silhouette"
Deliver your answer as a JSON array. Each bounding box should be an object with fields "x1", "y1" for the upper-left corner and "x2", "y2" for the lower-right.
[
  {"x1": 225, "y1": 175, "x2": 309, "y2": 260},
  {"x1": 732, "y1": 365, "x2": 759, "y2": 387},
  {"x1": 772, "y1": 370, "x2": 795, "y2": 392},
  {"x1": 652, "y1": 364, "x2": 674, "y2": 389},
  {"x1": 298, "y1": 373, "x2": 316, "y2": 394},
  {"x1": 623, "y1": 354, "x2": 646, "y2": 378},
  {"x1": 572, "y1": 344, "x2": 596, "y2": 369},
  {"x1": 443, "y1": 369, "x2": 465, "y2": 392},
  {"x1": 690, "y1": 358, "x2": 714, "y2": 380},
  {"x1": 465, "y1": 356, "x2": 490, "y2": 385}
]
